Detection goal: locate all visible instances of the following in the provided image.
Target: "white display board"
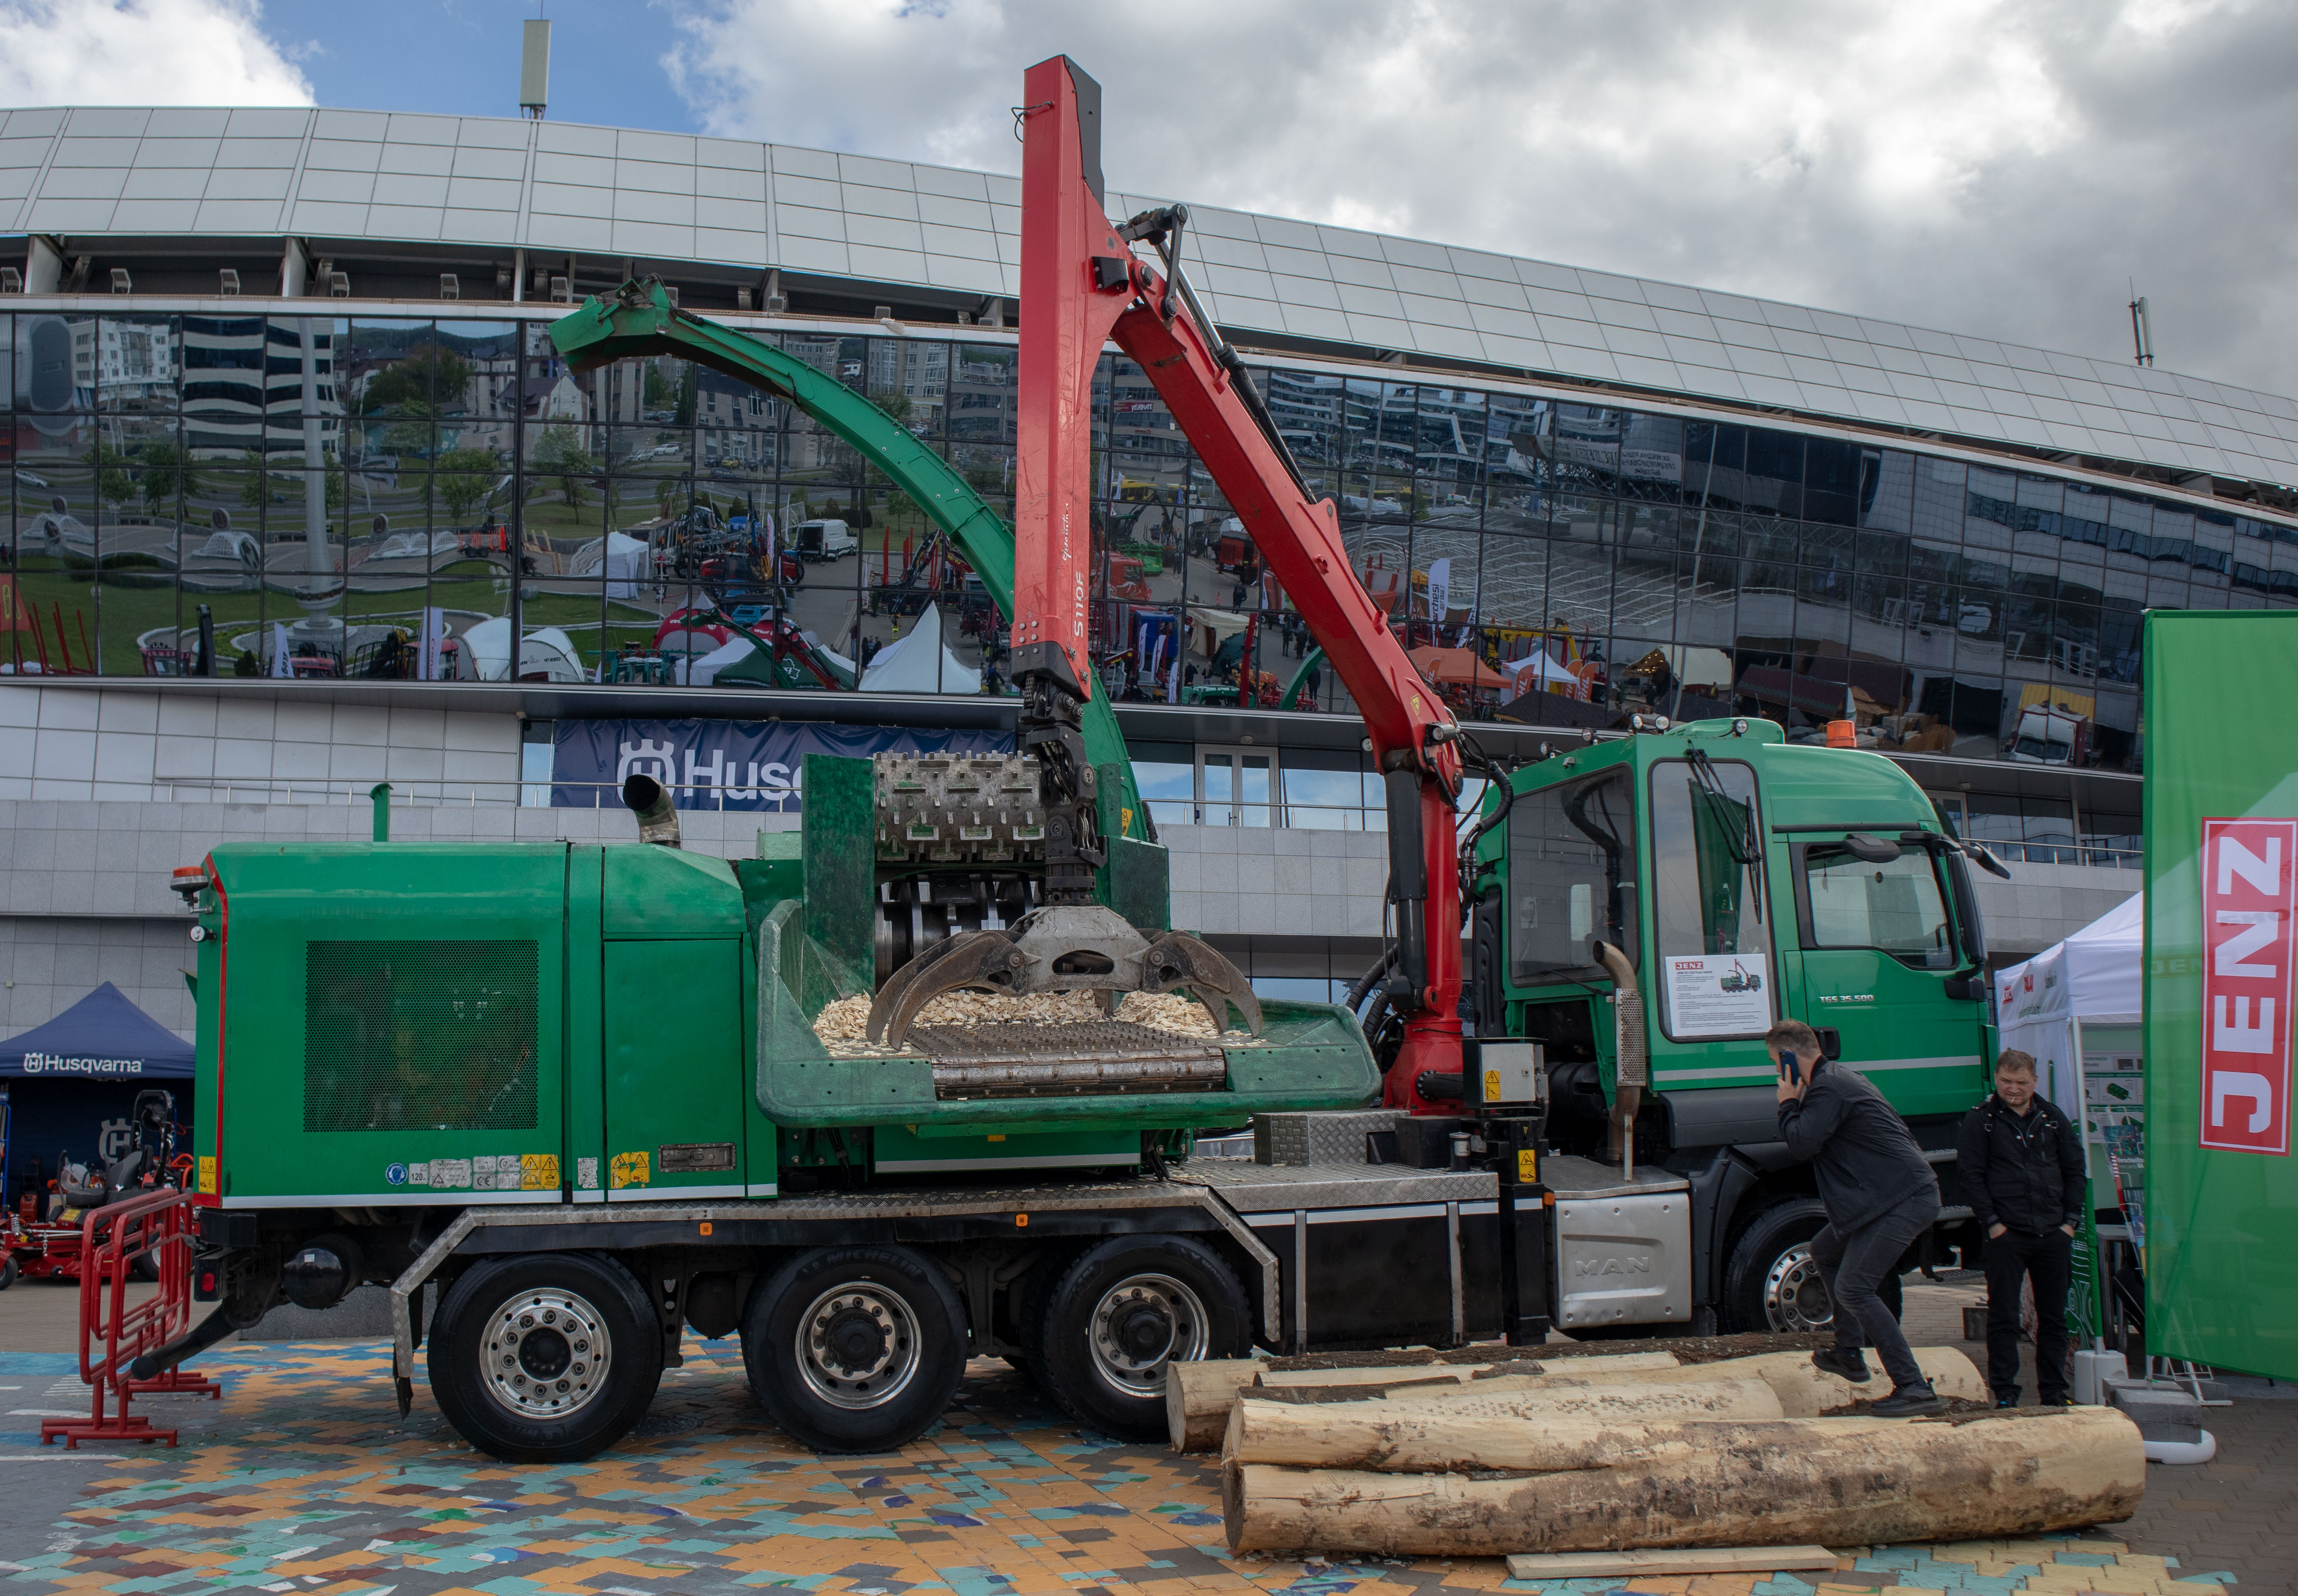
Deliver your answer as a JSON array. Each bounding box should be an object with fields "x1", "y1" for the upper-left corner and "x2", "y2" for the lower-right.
[{"x1": 1663, "y1": 953, "x2": 1772, "y2": 1038}]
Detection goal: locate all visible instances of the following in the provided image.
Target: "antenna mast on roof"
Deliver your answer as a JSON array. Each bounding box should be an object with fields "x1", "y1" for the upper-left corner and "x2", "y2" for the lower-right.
[
  {"x1": 2127, "y1": 284, "x2": 2154, "y2": 368},
  {"x1": 520, "y1": 16, "x2": 551, "y2": 119}
]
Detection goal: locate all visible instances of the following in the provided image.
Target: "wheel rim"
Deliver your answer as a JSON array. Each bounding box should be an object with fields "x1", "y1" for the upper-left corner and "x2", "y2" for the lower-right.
[
  {"x1": 1762, "y1": 1244, "x2": 1835, "y2": 1332},
  {"x1": 480, "y1": 1286, "x2": 612, "y2": 1422},
  {"x1": 794, "y1": 1281, "x2": 923, "y2": 1410},
  {"x1": 1087, "y1": 1272, "x2": 1209, "y2": 1398}
]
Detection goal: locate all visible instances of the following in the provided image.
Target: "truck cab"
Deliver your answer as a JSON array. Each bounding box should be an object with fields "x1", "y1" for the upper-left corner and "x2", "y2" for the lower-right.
[{"x1": 1470, "y1": 716, "x2": 1993, "y2": 1333}]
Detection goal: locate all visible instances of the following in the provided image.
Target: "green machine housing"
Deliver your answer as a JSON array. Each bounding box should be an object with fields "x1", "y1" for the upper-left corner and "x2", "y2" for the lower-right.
[{"x1": 190, "y1": 752, "x2": 1377, "y2": 1211}]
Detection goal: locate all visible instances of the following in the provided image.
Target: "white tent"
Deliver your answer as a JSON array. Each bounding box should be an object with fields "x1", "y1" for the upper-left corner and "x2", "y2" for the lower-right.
[
  {"x1": 1504, "y1": 651, "x2": 1583, "y2": 691},
  {"x1": 459, "y1": 617, "x2": 587, "y2": 683},
  {"x1": 862, "y1": 603, "x2": 978, "y2": 693},
  {"x1": 1994, "y1": 890, "x2": 2143, "y2": 1132},
  {"x1": 672, "y1": 634, "x2": 754, "y2": 686}
]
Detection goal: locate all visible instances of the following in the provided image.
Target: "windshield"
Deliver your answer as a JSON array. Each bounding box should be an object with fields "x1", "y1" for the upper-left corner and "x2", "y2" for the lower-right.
[
  {"x1": 1508, "y1": 766, "x2": 1637, "y2": 981},
  {"x1": 2013, "y1": 734, "x2": 2070, "y2": 761}
]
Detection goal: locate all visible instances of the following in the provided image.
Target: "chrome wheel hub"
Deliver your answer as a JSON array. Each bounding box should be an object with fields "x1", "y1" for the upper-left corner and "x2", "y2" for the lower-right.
[
  {"x1": 1088, "y1": 1272, "x2": 1209, "y2": 1398},
  {"x1": 1763, "y1": 1244, "x2": 1835, "y2": 1332},
  {"x1": 796, "y1": 1283, "x2": 922, "y2": 1410},
  {"x1": 481, "y1": 1287, "x2": 610, "y2": 1421}
]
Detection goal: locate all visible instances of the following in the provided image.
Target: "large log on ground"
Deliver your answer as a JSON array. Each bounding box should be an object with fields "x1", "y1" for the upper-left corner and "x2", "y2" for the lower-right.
[
  {"x1": 1378, "y1": 1347, "x2": 1984, "y2": 1417},
  {"x1": 1255, "y1": 1351, "x2": 1678, "y2": 1387},
  {"x1": 1169, "y1": 1360, "x2": 1264, "y2": 1453},
  {"x1": 1223, "y1": 1378, "x2": 1788, "y2": 1468},
  {"x1": 1222, "y1": 1408, "x2": 2145, "y2": 1556},
  {"x1": 1171, "y1": 1352, "x2": 1687, "y2": 1451}
]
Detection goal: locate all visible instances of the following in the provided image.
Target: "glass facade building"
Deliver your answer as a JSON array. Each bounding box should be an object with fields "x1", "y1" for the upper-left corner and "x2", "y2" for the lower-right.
[{"x1": 9, "y1": 306, "x2": 2294, "y2": 776}]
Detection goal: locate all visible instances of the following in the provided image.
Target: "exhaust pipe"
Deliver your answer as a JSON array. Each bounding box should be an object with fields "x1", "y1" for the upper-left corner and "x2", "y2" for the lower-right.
[
  {"x1": 622, "y1": 773, "x2": 682, "y2": 847},
  {"x1": 1591, "y1": 939, "x2": 1646, "y2": 1179}
]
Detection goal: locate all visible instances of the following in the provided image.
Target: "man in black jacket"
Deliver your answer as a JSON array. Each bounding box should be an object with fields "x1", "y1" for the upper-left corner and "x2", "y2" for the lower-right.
[
  {"x1": 1771, "y1": 1019, "x2": 1944, "y2": 1416},
  {"x1": 1956, "y1": 1049, "x2": 2088, "y2": 1406}
]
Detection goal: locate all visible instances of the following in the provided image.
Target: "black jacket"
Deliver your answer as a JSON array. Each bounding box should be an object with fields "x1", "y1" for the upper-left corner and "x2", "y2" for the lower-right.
[
  {"x1": 1955, "y1": 1093, "x2": 2086, "y2": 1235},
  {"x1": 1777, "y1": 1061, "x2": 1941, "y2": 1230}
]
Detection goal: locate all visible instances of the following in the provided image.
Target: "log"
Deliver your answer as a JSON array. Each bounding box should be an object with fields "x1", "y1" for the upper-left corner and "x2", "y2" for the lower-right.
[
  {"x1": 1223, "y1": 1377, "x2": 1788, "y2": 1469},
  {"x1": 1222, "y1": 1408, "x2": 2146, "y2": 1556},
  {"x1": 1507, "y1": 1547, "x2": 1841, "y2": 1578},
  {"x1": 1168, "y1": 1359, "x2": 1263, "y2": 1453},
  {"x1": 1373, "y1": 1347, "x2": 1985, "y2": 1417},
  {"x1": 1255, "y1": 1350, "x2": 1679, "y2": 1387}
]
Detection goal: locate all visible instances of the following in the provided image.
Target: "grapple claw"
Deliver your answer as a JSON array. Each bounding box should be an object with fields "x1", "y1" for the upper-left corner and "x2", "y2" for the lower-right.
[
  {"x1": 1142, "y1": 930, "x2": 1263, "y2": 1037},
  {"x1": 865, "y1": 928, "x2": 1031, "y2": 1048}
]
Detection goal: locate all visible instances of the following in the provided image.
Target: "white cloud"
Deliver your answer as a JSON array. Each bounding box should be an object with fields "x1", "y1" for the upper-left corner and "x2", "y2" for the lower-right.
[
  {"x1": 0, "y1": 0, "x2": 311, "y2": 108},
  {"x1": 662, "y1": 0, "x2": 2298, "y2": 397}
]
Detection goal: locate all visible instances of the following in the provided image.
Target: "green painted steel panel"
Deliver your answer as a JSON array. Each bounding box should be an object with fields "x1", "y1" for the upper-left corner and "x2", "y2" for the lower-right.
[
  {"x1": 2144, "y1": 610, "x2": 2298, "y2": 1381},
  {"x1": 603, "y1": 939, "x2": 745, "y2": 1196},
  {"x1": 871, "y1": 1124, "x2": 1138, "y2": 1174},
  {"x1": 801, "y1": 754, "x2": 877, "y2": 980},
  {"x1": 567, "y1": 847, "x2": 606, "y2": 1201},
  {"x1": 205, "y1": 844, "x2": 569, "y2": 1204},
  {"x1": 603, "y1": 845, "x2": 743, "y2": 940}
]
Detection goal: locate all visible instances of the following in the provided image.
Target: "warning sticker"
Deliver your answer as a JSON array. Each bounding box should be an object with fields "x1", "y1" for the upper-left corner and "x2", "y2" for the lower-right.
[
  {"x1": 521, "y1": 1154, "x2": 561, "y2": 1190},
  {"x1": 610, "y1": 1150, "x2": 650, "y2": 1190},
  {"x1": 430, "y1": 1158, "x2": 471, "y2": 1190}
]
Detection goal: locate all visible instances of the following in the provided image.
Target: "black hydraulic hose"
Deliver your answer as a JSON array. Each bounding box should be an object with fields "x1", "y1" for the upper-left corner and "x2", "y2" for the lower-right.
[
  {"x1": 1345, "y1": 946, "x2": 1400, "y2": 1012},
  {"x1": 128, "y1": 1301, "x2": 237, "y2": 1382}
]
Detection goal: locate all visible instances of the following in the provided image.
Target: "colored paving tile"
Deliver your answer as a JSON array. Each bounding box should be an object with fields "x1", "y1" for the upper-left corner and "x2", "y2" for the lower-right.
[{"x1": 0, "y1": 1344, "x2": 2256, "y2": 1596}]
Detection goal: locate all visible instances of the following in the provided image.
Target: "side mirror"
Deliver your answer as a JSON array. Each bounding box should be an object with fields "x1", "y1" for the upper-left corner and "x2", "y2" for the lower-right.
[{"x1": 1969, "y1": 844, "x2": 2011, "y2": 880}]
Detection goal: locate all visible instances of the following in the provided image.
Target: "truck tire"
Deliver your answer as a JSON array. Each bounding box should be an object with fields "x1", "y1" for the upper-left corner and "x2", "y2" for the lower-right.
[
  {"x1": 1034, "y1": 1235, "x2": 1250, "y2": 1441},
  {"x1": 0, "y1": 1256, "x2": 15, "y2": 1290},
  {"x1": 1722, "y1": 1197, "x2": 1902, "y2": 1335},
  {"x1": 427, "y1": 1251, "x2": 664, "y2": 1464},
  {"x1": 742, "y1": 1245, "x2": 967, "y2": 1453}
]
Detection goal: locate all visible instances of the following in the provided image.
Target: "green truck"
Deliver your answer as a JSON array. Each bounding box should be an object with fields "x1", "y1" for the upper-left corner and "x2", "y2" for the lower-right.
[{"x1": 150, "y1": 287, "x2": 2015, "y2": 1465}]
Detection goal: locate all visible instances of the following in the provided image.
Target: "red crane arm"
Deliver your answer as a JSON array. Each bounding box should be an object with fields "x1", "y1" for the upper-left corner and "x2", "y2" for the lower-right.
[{"x1": 1015, "y1": 56, "x2": 1467, "y2": 1101}]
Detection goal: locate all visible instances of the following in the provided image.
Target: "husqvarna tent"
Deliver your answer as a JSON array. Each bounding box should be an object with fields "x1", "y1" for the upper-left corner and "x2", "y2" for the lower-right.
[
  {"x1": 0, "y1": 984, "x2": 194, "y2": 1210},
  {"x1": 0, "y1": 983, "x2": 193, "y2": 1080}
]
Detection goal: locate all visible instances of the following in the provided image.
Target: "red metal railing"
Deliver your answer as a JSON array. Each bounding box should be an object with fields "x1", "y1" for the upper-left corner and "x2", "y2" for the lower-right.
[{"x1": 41, "y1": 1190, "x2": 222, "y2": 1449}]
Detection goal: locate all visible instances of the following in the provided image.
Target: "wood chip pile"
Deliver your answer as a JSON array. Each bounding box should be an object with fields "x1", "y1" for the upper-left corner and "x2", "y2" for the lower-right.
[{"x1": 812, "y1": 989, "x2": 1235, "y2": 1055}]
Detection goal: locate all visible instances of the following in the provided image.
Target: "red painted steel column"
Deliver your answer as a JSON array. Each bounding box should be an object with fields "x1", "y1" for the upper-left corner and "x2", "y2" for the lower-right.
[{"x1": 1014, "y1": 55, "x2": 1126, "y2": 690}]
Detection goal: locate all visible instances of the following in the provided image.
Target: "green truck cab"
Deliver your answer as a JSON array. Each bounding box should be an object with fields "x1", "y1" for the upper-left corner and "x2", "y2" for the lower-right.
[{"x1": 1469, "y1": 716, "x2": 1996, "y2": 1331}]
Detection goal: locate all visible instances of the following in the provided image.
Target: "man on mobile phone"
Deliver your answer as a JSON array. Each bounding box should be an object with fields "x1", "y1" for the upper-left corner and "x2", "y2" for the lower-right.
[
  {"x1": 1770, "y1": 1019, "x2": 1944, "y2": 1417},
  {"x1": 1955, "y1": 1049, "x2": 2086, "y2": 1407}
]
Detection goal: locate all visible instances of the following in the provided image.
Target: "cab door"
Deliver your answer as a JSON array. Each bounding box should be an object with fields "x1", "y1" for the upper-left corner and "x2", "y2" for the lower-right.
[
  {"x1": 1790, "y1": 835, "x2": 1985, "y2": 1118},
  {"x1": 602, "y1": 939, "x2": 745, "y2": 1199}
]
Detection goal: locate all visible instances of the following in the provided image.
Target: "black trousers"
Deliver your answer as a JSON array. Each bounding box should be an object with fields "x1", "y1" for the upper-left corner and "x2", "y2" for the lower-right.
[
  {"x1": 1985, "y1": 1226, "x2": 2073, "y2": 1402},
  {"x1": 1809, "y1": 1190, "x2": 1937, "y2": 1391}
]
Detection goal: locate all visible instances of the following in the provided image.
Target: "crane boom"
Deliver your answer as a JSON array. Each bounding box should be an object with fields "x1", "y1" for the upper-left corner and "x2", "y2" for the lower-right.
[{"x1": 1015, "y1": 56, "x2": 1467, "y2": 1103}]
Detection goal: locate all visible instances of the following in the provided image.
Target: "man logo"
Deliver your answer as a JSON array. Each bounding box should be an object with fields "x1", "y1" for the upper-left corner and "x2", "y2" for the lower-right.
[{"x1": 1573, "y1": 1255, "x2": 1651, "y2": 1277}]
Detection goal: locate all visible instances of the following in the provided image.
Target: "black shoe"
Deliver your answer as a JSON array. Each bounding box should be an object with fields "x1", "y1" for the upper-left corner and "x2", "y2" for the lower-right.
[
  {"x1": 1811, "y1": 1347, "x2": 1874, "y2": 1383},
  {"x1": 1869, "y1": 1382, "x2": 1945, "y2": 1417},
  {"x1": 1994, "y1": 1387, "x2": 2022, "y2": 1409}
]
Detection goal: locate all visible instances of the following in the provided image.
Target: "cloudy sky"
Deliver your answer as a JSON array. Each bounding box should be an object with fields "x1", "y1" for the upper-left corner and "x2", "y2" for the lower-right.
[{"x1": 3, "y1": 0, "x2": 2291, "y2": 397}]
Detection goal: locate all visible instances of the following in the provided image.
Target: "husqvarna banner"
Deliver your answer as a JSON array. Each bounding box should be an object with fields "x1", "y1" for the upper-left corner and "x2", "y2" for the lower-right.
[{"x1": 551, "y1": 719, "x2": 1010, "y2": 811}]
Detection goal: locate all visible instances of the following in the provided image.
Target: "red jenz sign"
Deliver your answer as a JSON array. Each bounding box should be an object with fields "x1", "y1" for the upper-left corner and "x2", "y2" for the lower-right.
[{"x1": 2201, "y1": 818, "x2": 2298, "y2": 1155}]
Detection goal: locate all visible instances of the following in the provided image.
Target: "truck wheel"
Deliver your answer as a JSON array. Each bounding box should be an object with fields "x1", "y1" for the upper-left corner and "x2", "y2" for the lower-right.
[
  {"x1": 427, "y1": 1252, "x2": 664, "y2": 1464},
  {"x1": 742, "y1": 1246, "x2": 966, "y2": 1453},
  {"x1": 1035, "y1": 1236, "x2": 1249, "y2": 1441},
  {"x1": 1722, "y1": 1198, "x2": 1902, "y2": 1334},
  {"x1": 0, "y1": 1256, "x2": 15, "y2": 1290}
]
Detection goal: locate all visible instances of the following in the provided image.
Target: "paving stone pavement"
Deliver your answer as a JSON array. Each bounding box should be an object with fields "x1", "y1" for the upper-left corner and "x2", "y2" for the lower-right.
[{"x1": 0, "y1": 1338, "x2": 2283, "y2": 1596}]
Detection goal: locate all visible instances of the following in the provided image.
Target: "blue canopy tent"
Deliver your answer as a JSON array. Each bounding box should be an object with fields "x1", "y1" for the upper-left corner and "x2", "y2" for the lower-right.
[{"x1": 1, "y1": 984, "x2": 195, "y2": 1212}]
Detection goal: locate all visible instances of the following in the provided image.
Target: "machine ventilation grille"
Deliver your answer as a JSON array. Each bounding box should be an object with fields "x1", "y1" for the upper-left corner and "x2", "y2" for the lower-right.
[{"x1": 303, "y1": 940, "x2": 540, "y2": 1132}]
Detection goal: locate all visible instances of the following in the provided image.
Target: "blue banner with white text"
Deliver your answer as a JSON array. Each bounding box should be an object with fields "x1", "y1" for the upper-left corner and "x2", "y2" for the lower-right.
[{"x1": 552, "y1": 719, "x2": 1011, "y2": 811}]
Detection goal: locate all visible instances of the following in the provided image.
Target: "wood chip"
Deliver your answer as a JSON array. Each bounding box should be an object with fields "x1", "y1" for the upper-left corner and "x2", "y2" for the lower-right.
[{"x1": 811, "y1": 988, "x2": 1236, "y2": 1053}]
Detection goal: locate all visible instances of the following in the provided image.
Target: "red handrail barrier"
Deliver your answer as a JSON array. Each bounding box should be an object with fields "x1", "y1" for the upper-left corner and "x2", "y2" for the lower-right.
[{"x1": 40, "y1": 1189, "x2": 221, "y2": 1449}]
